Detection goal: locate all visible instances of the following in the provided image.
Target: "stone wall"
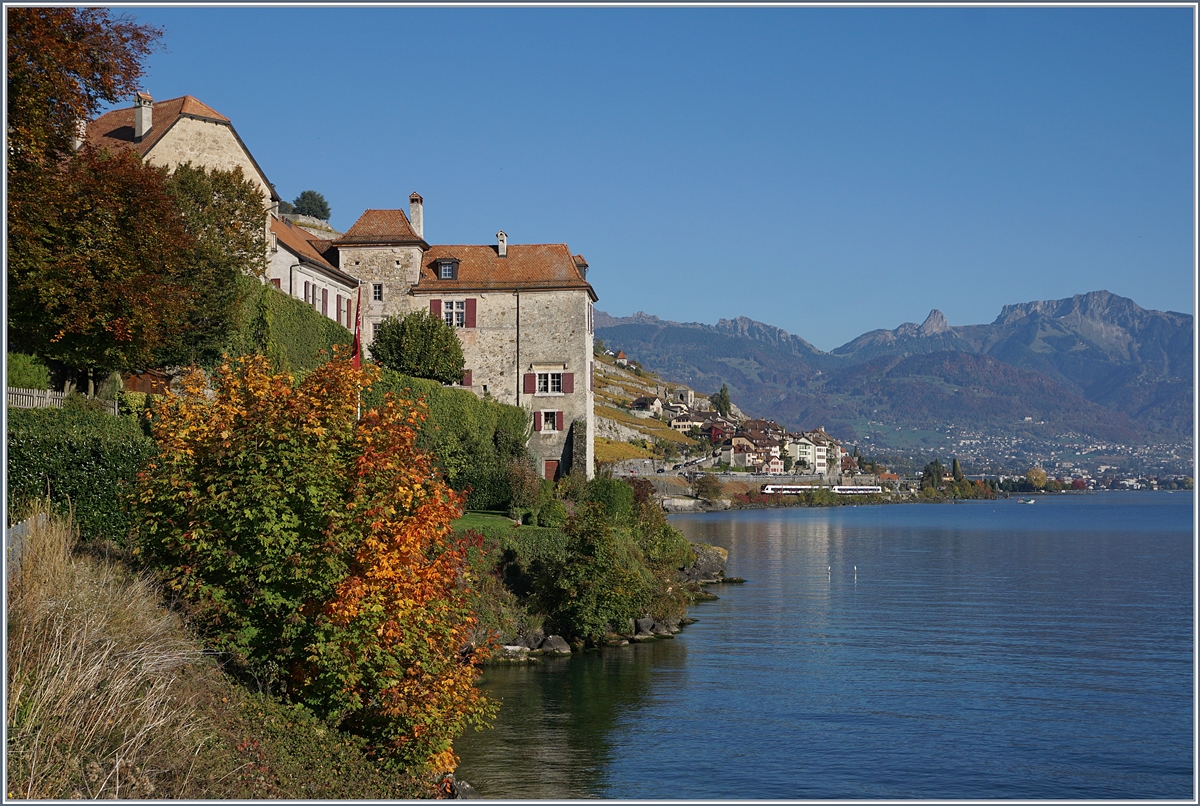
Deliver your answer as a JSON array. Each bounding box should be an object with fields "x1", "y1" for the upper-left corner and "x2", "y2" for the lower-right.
[{"x1": 337, "y1": 244, "x2": 424, "y2": 347}]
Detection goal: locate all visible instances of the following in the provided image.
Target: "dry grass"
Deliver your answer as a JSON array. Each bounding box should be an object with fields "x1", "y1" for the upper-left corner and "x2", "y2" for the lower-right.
[{"x1": 6, "y1": 504, "x2": 205, "y2": 799}]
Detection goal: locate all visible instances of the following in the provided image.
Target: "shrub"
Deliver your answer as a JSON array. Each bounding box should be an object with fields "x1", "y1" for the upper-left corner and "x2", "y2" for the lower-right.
[
  {"x1": 537, "y1": 499, "x2": 568, "y2": 528},
  {"x1": 7, "y1": 352, "x2": 50, "y2": 389},
  {"x1": 532, "y1": 502, "x2": 654, "y2": 642},
  {"x1": 134, "y1": 354, "x2": 493, "y2": 777},
  {"x1": 693, "y1": 474, "x2": 723, "y2": 500},
  {"x1": 7, "y1": 407, "x2": 155, "y2": 542},
  {"x1": 369, "y1": 311, "x2": 464, "y2": 386},
  {"x1": 582, "y1": 475, "x2": 635, "y2": 524}
]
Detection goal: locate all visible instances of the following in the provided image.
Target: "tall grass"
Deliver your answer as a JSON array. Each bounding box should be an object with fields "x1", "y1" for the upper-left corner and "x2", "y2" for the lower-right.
[{"x1": 6, "y1": 505, "x2": 203, "y2": 798}]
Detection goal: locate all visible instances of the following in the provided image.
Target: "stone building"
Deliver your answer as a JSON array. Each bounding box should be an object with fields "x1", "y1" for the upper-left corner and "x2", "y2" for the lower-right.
[
  {"x1": 85, "y1": 93, "x2": 280, "y2": 233},
  {"x1": 333, "y1": 196, "x2": 598, "y2": 480}
]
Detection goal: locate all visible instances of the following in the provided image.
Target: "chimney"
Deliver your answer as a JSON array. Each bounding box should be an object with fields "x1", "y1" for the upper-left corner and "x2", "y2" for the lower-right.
[
  {"x1": 497, "y1": 230, "x2": 507, "y2": 258},
  {"x1": 409, "y1": 192, "x2": 423, "y2": 239},
  {"x1": 71, "y1": 119, "x2": 87, "y2": 152},
  {"x1": 133, "y1": 92, "x2": 153, "y2": 141}
]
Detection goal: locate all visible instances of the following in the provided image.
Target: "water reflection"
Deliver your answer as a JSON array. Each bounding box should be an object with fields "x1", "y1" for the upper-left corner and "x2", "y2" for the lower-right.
[
  {"x1": 454, "y1": 639, "x2": 688, "y2": 798},
  {"x1": 454, "y1": 496, "x2": 1192, "y2": 799}
]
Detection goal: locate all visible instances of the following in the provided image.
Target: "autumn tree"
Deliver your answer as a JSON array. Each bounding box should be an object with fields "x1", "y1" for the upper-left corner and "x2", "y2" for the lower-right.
[
  {"x1": 135, "y1": 354, "x2": 492, "y2": 779},
  {"x1": 1026, "y1": 467, "x2": 1048, "y2": 489},
  {"x1": 369, "y1": 310, "x2": 465, "y2": 386},
  {"x1": 7, "y1": 7, "x2": 160, "y2": 179},
  {"x1": 8, "y1": 147, "x2": 196, "y2": 385}
]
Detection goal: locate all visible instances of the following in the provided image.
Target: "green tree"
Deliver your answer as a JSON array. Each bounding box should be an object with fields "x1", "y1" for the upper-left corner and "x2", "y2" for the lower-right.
[
  {"x1": 693, "y1": 473, "x2": 723, "y2": 500},
  {"x1": 161, "y1": 163, "x2": 267, "y2": 367},
  {"x1": 921, "y1": 459, "x2": 945, "y2": 491},
  {"x1": 369, "y1": 310, "x2": 465, "y2": 385},
  {"x1": 951, "y1": 457, "x2": 964, "y2": 482},
  {"x1": 710, "y1": 384, "x2": 732, "y2": 417},
  {"x1": 292, "y1": 189, "x2": 330, "y2": 220}
]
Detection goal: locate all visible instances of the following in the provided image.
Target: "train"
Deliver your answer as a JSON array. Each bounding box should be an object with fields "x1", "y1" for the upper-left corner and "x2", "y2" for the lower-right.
[{"x1": 760, "y1": 484, "x2": 882, "y2": 495}]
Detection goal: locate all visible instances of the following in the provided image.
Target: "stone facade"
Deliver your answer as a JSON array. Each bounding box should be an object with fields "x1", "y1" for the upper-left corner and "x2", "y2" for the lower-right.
[{"x1": 334, "y1": 204, "x2": 597, "y2": 479}]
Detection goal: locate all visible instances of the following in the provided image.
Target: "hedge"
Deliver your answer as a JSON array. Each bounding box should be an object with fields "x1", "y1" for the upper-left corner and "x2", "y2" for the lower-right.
[
  {"x1": 222, "y1": 274, "x2": 352, "y2": 375},
  {"x1": 7, "y1": 352, "x2": 50, "y2": 390},
  {"x1": 7, "y1": 408, "x2": 156, "y2": 543},
  {"x1": 362, "y1": 369, "x2": 529, "y2": 503}
]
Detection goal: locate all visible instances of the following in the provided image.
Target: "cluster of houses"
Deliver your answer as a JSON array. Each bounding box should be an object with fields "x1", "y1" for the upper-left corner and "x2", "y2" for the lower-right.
[
  {"x1": 627, "y1": 386, "x2": 848, "y2": 477},
  {"x1": 714, "y1": 419, "x2": 848, "y2": 476},
  {"x1": 85, "y1": 92, "x2": 597, "y2": 480}
]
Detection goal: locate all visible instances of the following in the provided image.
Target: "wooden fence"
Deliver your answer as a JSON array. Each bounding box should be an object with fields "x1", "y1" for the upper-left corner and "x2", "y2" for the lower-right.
[{"x1": 7, "y1": 386, "x2": 119, "y2": 416}]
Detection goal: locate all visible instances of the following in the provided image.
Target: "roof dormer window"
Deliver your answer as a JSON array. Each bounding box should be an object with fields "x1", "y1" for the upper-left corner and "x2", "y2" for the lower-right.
[{"x1": 437, "y1": 259, "x2": 459, "y2": 280}]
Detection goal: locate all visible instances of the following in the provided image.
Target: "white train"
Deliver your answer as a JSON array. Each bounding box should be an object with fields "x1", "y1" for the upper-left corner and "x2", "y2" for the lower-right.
[{"x1": 760, "y1": 484, "x2": 882, "y2": 495}]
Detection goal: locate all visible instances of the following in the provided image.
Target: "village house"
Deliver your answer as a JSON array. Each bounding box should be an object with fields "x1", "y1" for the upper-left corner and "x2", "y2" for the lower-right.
[
  {"x1": 630, "y1": 396, "x2": 664, "y2": 418},
  {"x1": 669, "y1": 412, "x2": 706, "y2": 433},
  {"x1": 85, "y1": 93, "x2": 280, "y2": 243},
  {"x1": 331, "y1": 198, "x2": 597, "y2": 480},
  {"x1": 266, "y1": 217, "x2": 358, "y2": 327}
]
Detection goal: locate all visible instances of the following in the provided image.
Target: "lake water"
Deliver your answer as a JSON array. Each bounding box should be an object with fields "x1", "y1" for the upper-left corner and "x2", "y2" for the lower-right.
[{"x1": 453, "y1": 493, "x2": 1194, "y2": 799}]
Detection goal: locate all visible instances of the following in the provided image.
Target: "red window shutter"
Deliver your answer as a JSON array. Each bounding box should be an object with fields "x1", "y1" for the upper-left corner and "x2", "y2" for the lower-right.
[
  {"x1": 337, "y1": 295, "x2": 343, "y2": 324},
  {"x1": 430, "y1": 299, "x2": 441, "y2": 319},
  {"x1": 562, "y1": 373, "x2": 574, "y2": 394},
  {"x1": 322, "y1": 288, "x2": 328, "y2": 316},
  {"x1": 464, "y1": 298, "x2": 476, "y2": 328},
  {"x1": 462, "y1": 370, "x2": 472, "y2": 387},
  {"x1": 271, "y1": 278, "x2": 281, "y2": 289},
  {"x1": 533, "y1": 411, "x2": 542, "y2": 431},
  {"x1": 304, "y1": 281, "x2": 310, "y2": 303},
  {"x1": 524, "y1": 373, "x2": 536, "y2": 394},
  {"x1": 556, "y1": 411, "x2": 564, "y2": 432}
]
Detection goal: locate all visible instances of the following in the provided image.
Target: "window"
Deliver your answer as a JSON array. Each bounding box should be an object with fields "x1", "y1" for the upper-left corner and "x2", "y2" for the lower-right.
[
  {"x1": 536, "y1": 372, "x2": 562, "y2": 394},
  {"x1": 372, "y1": 323, "x2": 381, "y2": 338},
  {"x1": 443, "y1": 300, "x2": 465, "y2": 328},
  {"x1": 372, "y1": 283, "x2": 383, "y2": 302},
  {"x1": 438, "y1": 259, "x2": 459, "y2": 280},
  {"x1": 542, "y1": 411, "x2": 559, "y2": 431}
]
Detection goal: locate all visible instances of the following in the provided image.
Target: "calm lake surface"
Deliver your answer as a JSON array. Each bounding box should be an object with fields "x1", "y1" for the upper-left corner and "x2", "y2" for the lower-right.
[{"x1": 454, "y1": 493, "x2": 1194, "y2": 799}]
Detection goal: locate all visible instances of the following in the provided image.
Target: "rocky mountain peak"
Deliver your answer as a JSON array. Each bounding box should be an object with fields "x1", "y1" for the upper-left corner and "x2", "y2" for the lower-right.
[{"x1": 918, "y1": 309, "x2": 950, "y2": 336}]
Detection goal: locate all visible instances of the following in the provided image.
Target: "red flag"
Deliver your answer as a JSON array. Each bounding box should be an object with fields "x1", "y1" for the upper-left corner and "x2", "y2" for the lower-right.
[{"x1": 351, "y1": 284, "x2": 363, "y2": 369}]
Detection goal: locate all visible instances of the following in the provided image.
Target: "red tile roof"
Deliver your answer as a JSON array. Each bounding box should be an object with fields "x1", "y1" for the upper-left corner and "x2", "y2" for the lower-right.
[
  {"x1": 414, "y1": 244, "x2": 597, "y2": 300},
  {"x1": 271, "y1": 217, "x2": 357, "y2": 285},
  {"x1": 332, "y1": 209, "x2": 425, "y2": 246},
  {"x1": 86, "y1": 95, "x2": 230, "y2": 157}
]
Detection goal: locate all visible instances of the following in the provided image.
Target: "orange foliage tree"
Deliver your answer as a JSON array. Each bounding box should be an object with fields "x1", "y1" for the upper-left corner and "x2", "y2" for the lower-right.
[{"x1": 134, "y1": 353, "x2": 493, "y2": 778}]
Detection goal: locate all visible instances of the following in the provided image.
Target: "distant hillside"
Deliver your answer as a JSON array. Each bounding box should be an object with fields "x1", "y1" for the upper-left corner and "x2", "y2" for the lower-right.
[{"x1": 595, "y1": 291, "x2": 1192, "y2": 446}]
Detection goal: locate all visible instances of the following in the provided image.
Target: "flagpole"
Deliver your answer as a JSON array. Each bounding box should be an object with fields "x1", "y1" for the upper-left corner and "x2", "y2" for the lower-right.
[{"x1": 352, "y1": 281, "x2": 363, "y2": 421}]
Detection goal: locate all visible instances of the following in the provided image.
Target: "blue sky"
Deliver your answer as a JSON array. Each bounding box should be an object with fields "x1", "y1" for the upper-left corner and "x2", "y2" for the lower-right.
[{"x1": 121, "y1": 6, "x2": 1194, "y2": 351}]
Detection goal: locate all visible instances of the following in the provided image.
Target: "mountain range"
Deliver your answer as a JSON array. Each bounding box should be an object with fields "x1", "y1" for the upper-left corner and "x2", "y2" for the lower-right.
[{"x1": 594, "y1": 290, "x2": 1193, "y2": 448}]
